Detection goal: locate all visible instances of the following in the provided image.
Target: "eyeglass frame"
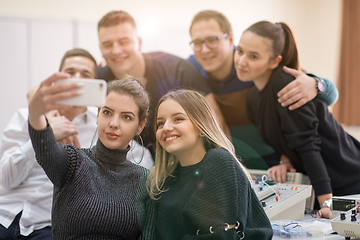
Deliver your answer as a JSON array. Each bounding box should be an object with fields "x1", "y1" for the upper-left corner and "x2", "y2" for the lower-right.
[{"x1": 189, "y1": 33, "x2": 228, "y2": 52}]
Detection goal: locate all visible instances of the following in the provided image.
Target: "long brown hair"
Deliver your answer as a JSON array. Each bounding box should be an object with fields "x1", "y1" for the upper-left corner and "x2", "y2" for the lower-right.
[{"x1": 245, "y1": 21, "x2": 300, "y2": 70}]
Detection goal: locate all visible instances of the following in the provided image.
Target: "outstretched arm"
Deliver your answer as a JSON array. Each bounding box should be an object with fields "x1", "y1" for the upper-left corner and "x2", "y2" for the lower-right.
[{"x1": 277, "y1": 66, "x2": 338, "y2": 110}]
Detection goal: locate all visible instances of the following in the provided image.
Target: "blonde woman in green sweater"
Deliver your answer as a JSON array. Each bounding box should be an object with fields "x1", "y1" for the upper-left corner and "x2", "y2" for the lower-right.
[{"x1": 147, "y1": 89, "x2": 272, "y2": 239}]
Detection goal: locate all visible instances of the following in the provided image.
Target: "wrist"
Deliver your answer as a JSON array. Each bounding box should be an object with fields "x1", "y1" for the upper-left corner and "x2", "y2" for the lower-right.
[
  {"x1": 279, "y1": 159, "x2": 290, "y2": 164},
  {"x1": 320, "y1": 198, "x2": 332, "y2": 210},
  {"x1": 314, "y1": 76, "x2": 326, "y2": 95}
]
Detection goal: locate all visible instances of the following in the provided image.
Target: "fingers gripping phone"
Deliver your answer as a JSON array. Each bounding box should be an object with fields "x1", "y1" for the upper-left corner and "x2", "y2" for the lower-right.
[{"x1": 55, "y1": 78, "x2": 107, "y2": 107}]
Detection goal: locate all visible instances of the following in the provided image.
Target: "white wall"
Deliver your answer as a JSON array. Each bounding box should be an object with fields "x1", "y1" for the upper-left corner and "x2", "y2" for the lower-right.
[{"x1": 0, "y1": 0, "x2": 342, "y2": 143}]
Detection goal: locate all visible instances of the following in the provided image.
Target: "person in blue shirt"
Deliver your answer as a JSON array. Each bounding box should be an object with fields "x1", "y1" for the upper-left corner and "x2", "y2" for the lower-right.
[{"x1": 187, "y1": 10, "x2": 338, "y2": 168}]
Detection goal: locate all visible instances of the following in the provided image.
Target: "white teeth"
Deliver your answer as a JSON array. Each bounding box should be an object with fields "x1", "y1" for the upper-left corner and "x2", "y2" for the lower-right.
[{"x1": 165, "y1": 136, "x2": 178, "y2": 141}]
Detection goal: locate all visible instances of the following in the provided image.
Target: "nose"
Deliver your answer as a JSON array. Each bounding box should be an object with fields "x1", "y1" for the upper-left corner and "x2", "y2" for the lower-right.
[
  {"x1": 112, "y1": 42, "x2": 123, "y2": 55},
  {"x1": 237, "y1": 54, "x2": 247, "y2": 67},
  {"x1": 200, "y1": 42, "x2": 211, "y2": 53},
  {"x1": 109, "y1": 116, "x2": 119, "y2": 129},
  {"x1": 73, "y1": 72, "x2": 81, "y2": 78},
  {"x1": 162, "y1": 120, "x2": 174, "y2": 132}
]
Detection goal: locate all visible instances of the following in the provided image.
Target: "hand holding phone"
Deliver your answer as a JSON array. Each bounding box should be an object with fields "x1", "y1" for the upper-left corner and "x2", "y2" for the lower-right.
[{"x1": 55, "y1": 78, "x2": 107, "y2": 107}]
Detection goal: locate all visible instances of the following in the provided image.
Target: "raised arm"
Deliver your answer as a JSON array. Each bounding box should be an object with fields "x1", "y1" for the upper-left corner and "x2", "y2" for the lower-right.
[
  {"x1": 277, "y1": 66, "x2": 338, "y2": 110},
  {"x1": 27, "y1": 72, "x2": 83, "y2": 187}
]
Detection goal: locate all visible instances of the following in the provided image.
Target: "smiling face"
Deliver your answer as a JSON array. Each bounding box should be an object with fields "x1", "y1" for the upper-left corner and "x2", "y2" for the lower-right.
[
  {"x1": 234, "y1": 31, "x2": 281, "y2": 91},
  {"x1": 156, "y1": 98, "x2": 206, "y2": 165},
  {"x1": 97, "y1": 92, "x2": 145, "y2": 150},
  {"x1": 99, "y1": 23, "x2": 142, "y2": 77},
  {"x1": 190, "y1": 19, "x2": 234, "y2": 79}
]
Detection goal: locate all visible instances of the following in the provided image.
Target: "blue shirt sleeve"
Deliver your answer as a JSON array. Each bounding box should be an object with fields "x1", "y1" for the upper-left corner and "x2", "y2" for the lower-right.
[{"x1": 307, "y1": 74, "x2": 339, "y2": 106}]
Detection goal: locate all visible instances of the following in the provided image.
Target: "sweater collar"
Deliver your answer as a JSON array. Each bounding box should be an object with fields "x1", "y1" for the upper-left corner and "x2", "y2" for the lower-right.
[{"x1": 91, "y1": 139, "x2": 129, "y2": 166}]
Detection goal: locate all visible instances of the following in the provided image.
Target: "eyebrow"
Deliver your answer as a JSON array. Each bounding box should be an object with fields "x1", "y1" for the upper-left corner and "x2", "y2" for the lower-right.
[
  {"x1": 157, "y1": 112, "x2": 186, "y2": 120},
  {"x1": 101, "y1": 37, "x2": 131, "y2": 44},
  {"x1": 238, "y1": 46, "x2": 260, "y2": 56},
  {"x1": 64, "y1": 67, "x2": 93, "y2": 75},
  {"x1": 102, "y1": 106, "x2": 136, "y2": 116},
  {"x1": 102, "y1": 106, "x2": 114, "y2": 112}
]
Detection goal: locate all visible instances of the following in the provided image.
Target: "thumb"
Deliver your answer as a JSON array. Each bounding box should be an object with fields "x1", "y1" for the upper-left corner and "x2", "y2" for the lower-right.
[
  {"x1": 283, "y1": 66, "x2": 300, "y2": 78},
  {"x1": 46, "y1": 110, "x2": 60, "y2": 118},
  {"x1": 289, "y1": 168, "x2": 296, "y2": 172}
]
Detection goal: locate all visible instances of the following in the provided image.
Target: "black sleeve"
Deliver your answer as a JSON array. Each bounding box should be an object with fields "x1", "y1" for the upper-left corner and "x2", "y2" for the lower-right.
[{"x1": 272, "y1": 69, "x2": 332, "y2": 196}]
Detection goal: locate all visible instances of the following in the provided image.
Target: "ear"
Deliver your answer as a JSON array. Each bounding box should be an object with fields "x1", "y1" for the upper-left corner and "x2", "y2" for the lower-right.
[
  {"x1": 96, "y1": 111, "x2": 99, "y2": 125},
  {"x1": 138, "y1": 37, "x2": 142, "y2": 52},
  {"x1": 270, "y1": 55, "x2": 282, "y2": 69},
  {"x1": 135, "y1": 119, "x2": 146, "y2": 135},
  {"x1": 228, "y1": 32, "x2": 234, "y2": 46}
]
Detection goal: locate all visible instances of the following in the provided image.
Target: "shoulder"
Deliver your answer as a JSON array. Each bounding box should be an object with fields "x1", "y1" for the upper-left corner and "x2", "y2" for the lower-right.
[
  {"x1": 187, "y1": 54, "x2": 200, "y2": 69},
  {"x1": 202, "y1": 148, "x2": 241, "y2": 172},
  {"x1": 145, "y1": 51, "x2": 198, "y2": 71},
  {"x1": 3, "y1": 108, "x2": 29, "y2": 133},
  {"x1": 201, "y1": 148, "x2": 251, "y2": 190},
  {"x1": 97, "y1": 65, "x2": 115, "y2": 81},
  {"x1": 269, "y1": 66, "x2": 296, "y2": 92}
]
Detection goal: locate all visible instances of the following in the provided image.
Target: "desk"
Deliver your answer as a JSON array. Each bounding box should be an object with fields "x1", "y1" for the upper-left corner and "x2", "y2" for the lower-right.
[{"x1": 272, "y1": 214, "x2": 360, "y2": 240}]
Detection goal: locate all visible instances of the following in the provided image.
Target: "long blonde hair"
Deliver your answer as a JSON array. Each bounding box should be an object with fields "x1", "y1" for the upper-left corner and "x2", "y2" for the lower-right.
[{"x1": 146, "y1": 89, "x2": 252, "y2": 200}]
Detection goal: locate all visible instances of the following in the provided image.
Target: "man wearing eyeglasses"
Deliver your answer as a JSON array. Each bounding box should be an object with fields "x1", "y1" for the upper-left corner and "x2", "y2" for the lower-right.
[{"x1": 187, "y1": 10, "x2": 338, "y2": 167}]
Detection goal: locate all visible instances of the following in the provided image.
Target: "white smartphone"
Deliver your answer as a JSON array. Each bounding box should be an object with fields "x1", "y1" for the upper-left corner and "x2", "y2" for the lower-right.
[{"x1": 55, "y1": 78, "x2": 107, "y2": 107}]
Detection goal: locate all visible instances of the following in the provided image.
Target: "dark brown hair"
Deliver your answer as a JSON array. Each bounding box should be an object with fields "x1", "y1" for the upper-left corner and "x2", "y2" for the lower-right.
[
  {"x1": 190, "y1": 10, "x2": 232, "y2": 35},
  {"x1": 59, "y1": 48, "x2": 97, "y2": 77},
  {"x1": 245, "y1": 21, "x2": 299, "y2": 70},
  {"x1": 106, "y1": 76, "x2": 149, "y2": 122},
  {"x1": 98, "y1": 10, "x2": 136, "y2": 31}
]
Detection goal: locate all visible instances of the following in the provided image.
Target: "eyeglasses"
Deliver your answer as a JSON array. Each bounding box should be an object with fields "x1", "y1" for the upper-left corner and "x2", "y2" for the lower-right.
[{"x1": 190, "y1": 33, "x2": 228, "y2": 52}]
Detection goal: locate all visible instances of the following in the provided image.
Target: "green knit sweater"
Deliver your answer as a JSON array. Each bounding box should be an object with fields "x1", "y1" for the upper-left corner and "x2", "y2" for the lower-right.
[
  {"x1": 29, "y1": 123, "x2": 151, "y2": 240},
  {"x1": 153, "y1": 148, "x2": 273, "y2": 239}
]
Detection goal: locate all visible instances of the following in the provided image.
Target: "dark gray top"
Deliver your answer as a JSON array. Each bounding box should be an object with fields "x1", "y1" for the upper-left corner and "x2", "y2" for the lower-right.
[{"x1": 29, "y1": 122, "x2": 150, "y2": 240}]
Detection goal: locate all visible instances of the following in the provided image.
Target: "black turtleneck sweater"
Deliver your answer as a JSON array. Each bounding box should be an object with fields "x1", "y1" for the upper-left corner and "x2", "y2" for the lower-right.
[{"x1": 29, "y1": 123, "x2": 151, "y2": 240}]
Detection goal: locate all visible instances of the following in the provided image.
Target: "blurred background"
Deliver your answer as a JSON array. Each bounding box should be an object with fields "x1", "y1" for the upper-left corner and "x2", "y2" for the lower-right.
[{"x1": 1, "y1": 0, "x2": 357, "y2": 144}]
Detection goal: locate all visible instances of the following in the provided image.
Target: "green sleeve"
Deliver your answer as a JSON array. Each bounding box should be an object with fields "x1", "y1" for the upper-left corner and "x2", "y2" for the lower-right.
[{"x1": 307, "y1": 74, "x2": 339, "y2": 106}]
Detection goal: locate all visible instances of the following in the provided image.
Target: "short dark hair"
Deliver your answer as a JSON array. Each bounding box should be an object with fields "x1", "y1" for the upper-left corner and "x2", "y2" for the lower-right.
[
  {"x1": 98, "y1": 10, "x2": 136, "y2": 31},
  {"x1": 190, "y1": 10, "x2": 232, "y2": 35},
  {"x1": 59, "y1": 48, "x2": 97, "y2": 77}
]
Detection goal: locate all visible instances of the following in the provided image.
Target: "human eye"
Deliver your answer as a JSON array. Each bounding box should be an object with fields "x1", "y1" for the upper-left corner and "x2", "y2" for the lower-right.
[
  {"x1": 192, "y1": 40, "x2": 203, "y2": 47},
  {"x1": 119, "y1": 38, "x2": 131, "y2": 46},
  {"x1": 206, "y1": 37, "x2": 218, "y2": 45},
  {"x1": 174, "y1": 117, "x2": 184, "y2": 122},
  {"x1": 65, "y1": 70, "x2": 75, "y2": 77},
  {"x1": 156, "y1": 121, "x2": 164, "y2": 129},
  {"x1": 122, "y1": 114, "x2": 133, "y2": 121},
  {"x1": 83, "y1": 74, "x2": 92, "y2": 79},
  {"x1": 250, "y1": 54, "x2": 258, "y2": 59},
  {"x1": 236, "y1": 46, "x2": 243, "y2": 55},
  {"x1": 102, "y1": 109, "x2": 112, "y2": 116},
  {"x1": 102, "y1": 42, "x2": 112, "y2": 49}
]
